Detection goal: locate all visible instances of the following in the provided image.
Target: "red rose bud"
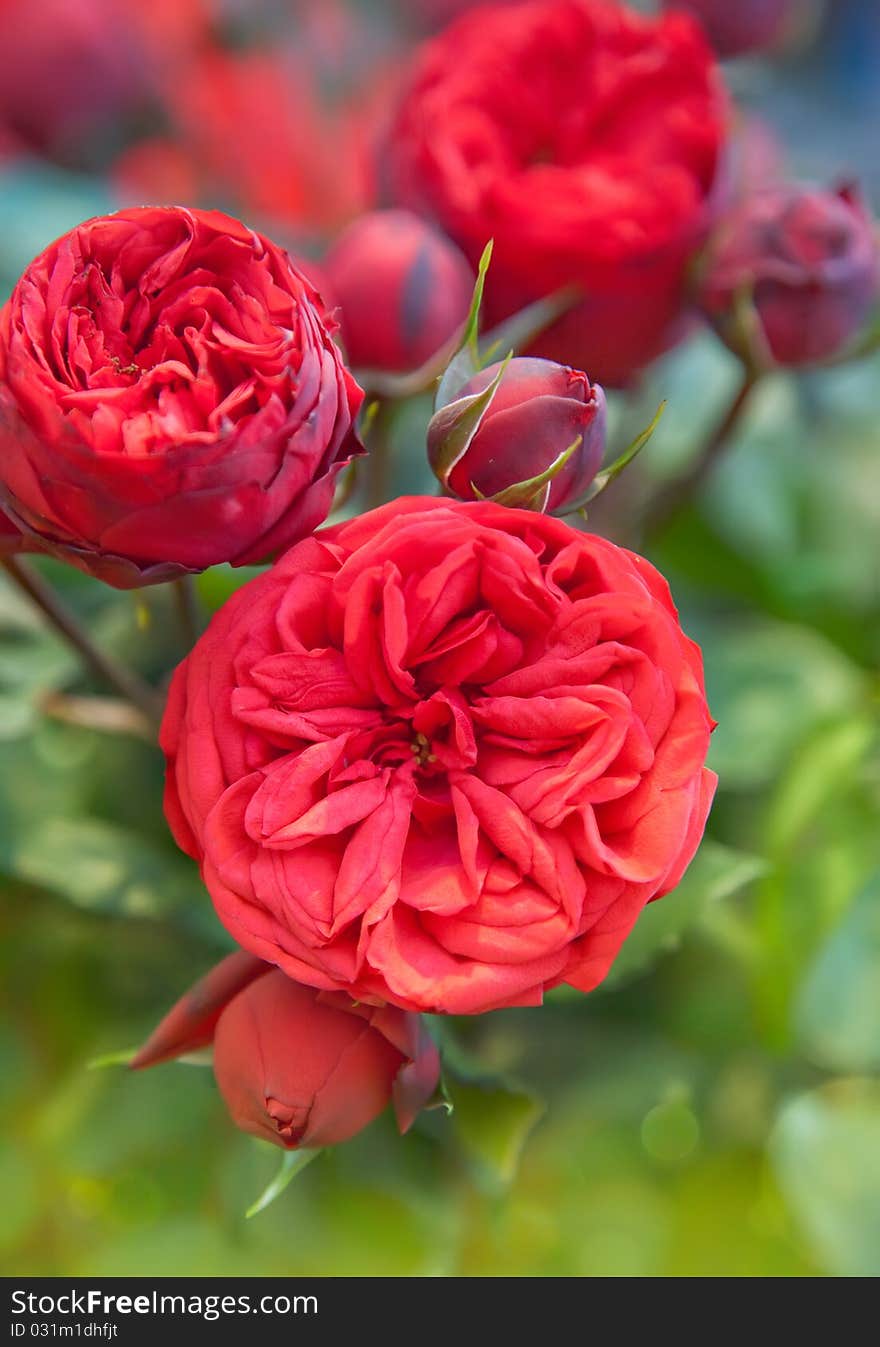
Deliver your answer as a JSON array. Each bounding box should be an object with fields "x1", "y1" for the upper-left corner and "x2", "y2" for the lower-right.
[
  {"x1": 699, "y1": 184, "x2": 880, "y2": 368},
  {"x1": 0, "y1": 207, "x2": 364, "y2": 588},
  {"x1": 661, "y1": 0, "x2": 791, "y2": 59},
  {"x1": 324, "y1": 210, "x2": 475, "y2": 373},
  {"x1": 214, "y1": 974, "x2": 440, "y2": 1148},
  {"x1": 132, "y1": 959, "x2": 440, "y2": 1148},
  {"x1": 428, "y1": 357, "x2": 606, "y2": 513}
]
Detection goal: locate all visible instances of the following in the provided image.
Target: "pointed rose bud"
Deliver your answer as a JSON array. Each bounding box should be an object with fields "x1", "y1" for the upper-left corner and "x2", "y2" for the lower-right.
[
  {"x1": 427, "y1": 357, "x2": 606, "y2": 513},
  {"x1": 213, "y1": 974, "x2": 440, "y2": 1148},
  {"x1": 324, "y1": 210, "x2": 475, "y2": 373},
  {"x1": 661, "y1": 0, "x2": 792, "y2": 58},
  {"x1": 699, "y1": 184, "x2": 880, "y2": 368},
  {"x1": 132, "y1": 956, "x2": 440, "y2": 1149}
]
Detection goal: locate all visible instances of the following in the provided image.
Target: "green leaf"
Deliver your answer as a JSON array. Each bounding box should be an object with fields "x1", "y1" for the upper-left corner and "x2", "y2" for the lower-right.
[
  {"x1": 794, "y1": 875, "x2": 880, "y2": 1073},
  {"x1": 434, "y1": 240, "x2": 493, "y2": 410},
  {"x1": 602, "y1": 840, "x2": 768, "y2": 989},
  {"x1": 429, "y1": 352, "x2": 512, "y2": 482},
  {"x1": 445, "y1": 1075, "x2": 545, "y2": 1187},
  {"x1": 7, "y1": 814, "x2": 225, "y2": 946},
  {"x1": 696, "y1": 619, "x2": 867, "y2": 791},
  {"x1": 770, "y1": 1079, "x2": 880, "y2": 1277},
  {"x1": 245, "y1": 1147, "x2": 321, "y2": 1219},
  {"x1": 580, "y1": 401, "x2": 666, "y2": 507}
]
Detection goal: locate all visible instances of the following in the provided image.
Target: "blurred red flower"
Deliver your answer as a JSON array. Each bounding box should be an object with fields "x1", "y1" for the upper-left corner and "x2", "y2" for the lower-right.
[{"x1": 382, "y1": 0, "x2": 727, "y2": 386}]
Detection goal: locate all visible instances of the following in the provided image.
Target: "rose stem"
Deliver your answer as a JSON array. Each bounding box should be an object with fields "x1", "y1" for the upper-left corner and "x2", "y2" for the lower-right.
[
  {"x1": 1, "y1": 555, "x2": 163, "y2": 728},
  {"x1": 172, "y1": 575, "x2": 201, "y2": 648},
  {"x1": 364, "y1": 400, "x2": 396, "y2": 510},
  {"x1": 641, "y1": 371, "x2": 758, "y2": 539}
]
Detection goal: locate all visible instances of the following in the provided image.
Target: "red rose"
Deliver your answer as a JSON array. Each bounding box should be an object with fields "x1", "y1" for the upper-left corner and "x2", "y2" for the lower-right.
[
  {"x1": 699, "y1": 184, "x2": 880, "y2": 368},
  {"x1": 0, "y1": 207, "x2": 363, "y2": 588},
  {"x1": 325, "y1": 210, "x2": 475, "y2": 373},
  {"x1": 133, "y1": 953, "x2": 440, "y2": 1149},
  {"x1": 163, "y1": 498, "x2": 716, "y2": 1014},
  {"x1": 381, "y1": 0, "x2": 726, "y2": 387}
]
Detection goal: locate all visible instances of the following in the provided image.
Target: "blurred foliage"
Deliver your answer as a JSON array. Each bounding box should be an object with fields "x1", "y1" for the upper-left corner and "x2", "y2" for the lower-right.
[{"x1": 2, "y1": 0, "x2": 880, "y2": 1281}]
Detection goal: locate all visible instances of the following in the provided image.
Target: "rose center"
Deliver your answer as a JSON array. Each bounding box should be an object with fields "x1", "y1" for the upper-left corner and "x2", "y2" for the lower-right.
[{"x1": 409, "y1": 731, "x2": 437, "y2": 769}]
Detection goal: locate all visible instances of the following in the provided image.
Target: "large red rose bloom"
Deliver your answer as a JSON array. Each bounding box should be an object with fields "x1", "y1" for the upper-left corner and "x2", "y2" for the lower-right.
[
  {"x1": 162, "y1": 498, "x2": 716, "y2": 1014},
  {"x1": 0, "y1": 207, "x2": 363, "y2": 587},
  {"x1": 382, "y1": 0, "x2": 726, "y2": 386}
]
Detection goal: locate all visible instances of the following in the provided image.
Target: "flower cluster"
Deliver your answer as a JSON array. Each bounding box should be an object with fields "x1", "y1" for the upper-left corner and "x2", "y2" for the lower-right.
[{"x1": 12, "y1": 0, "x2": 876, "y2": 1176}]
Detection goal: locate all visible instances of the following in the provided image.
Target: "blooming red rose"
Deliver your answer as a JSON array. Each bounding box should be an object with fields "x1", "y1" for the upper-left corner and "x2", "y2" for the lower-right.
[
  {"x1": 381, "y1": 0, "x2": 726, "y2": 387},
  {"x1": 163, "y1": 497, "x2": 716, "y2": 1014},
  {"x1": 0, "y1": 207, "x2": 363, "y2": 587},
  {"x1": 428, "y1": 357, "x2": 606, "y2": 511},
  {"x1": 133, "y1": 953, "x2": 440, "y2": 1148},
  {"x1": 325, "y1": 210, "x2": 475, "y2": 373},
  {"x1": 699, "y1": 184, "x2": 880, "y2": 368}
]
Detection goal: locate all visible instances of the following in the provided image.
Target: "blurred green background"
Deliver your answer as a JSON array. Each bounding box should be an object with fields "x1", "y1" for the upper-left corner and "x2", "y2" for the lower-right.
[{"x1": 2, "y1": 0, "x2": 880, "y2": 1277}]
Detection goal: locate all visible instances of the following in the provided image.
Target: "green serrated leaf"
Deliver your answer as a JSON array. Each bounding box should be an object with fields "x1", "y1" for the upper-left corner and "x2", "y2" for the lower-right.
[
  {"x1": 435, "y1": 240, "x2": 493, "y2": 410},
  {"x1": 445, "y1": 1075, "x2": 545, "y2": 1187},
  {"x1": 245, "y1": 1147, "x2": 321, "y2": 1219},
  {"x1": 429, "y1": 352, "x2": 512, "y2": 482},
  {"x1": 580, "y1": 401, "x2": 666, "y2": 507}
]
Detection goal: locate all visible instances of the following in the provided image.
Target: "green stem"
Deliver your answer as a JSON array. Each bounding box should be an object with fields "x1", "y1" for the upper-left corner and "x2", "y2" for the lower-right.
[
  {"x1": 642, "y1": 372, "x2": 758, "y2": 539},
  {"x1": 173, "y1": 575, "x2": 200, "y2": 649},
  {"x1": 364, "y1": 401, "x2": 397, "y2": 511},
  {"x1": 1, "y1": 555, "x2": 162, "y2": 730}
]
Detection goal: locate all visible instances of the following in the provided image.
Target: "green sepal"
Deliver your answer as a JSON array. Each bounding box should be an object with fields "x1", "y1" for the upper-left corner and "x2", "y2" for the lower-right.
[
  {"x1": 429, "y1": 351, "x2": 512, "y2": 483},
  {"x1": 578, "y1": 400, "x2": 666, "y2": 509},
  {"x1": 472, "y1": 433, "x2": 583, "y2": 511},
  {"x1": 245, "y1": 1147, "x2": 322, "y2": 1220},
  {"x1": 434, "y1": 240, "x2": 494, "y2": 411}
]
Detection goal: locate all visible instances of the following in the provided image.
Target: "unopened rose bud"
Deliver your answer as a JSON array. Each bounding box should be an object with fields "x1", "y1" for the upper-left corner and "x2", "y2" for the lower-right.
[
  {"x1": 699, "y1": 184, "x2": 880, "y2": 368},
  {"x1": 661, "y1": 0, "x2": 792, "y2": 58},
  {"x1": 324, "y1": 210, "x2": 474, "y2": 372},
  {"x1": 428, "y1": 357, "x2": 606, "y2": 513},
  {"x1": 133, "y1": 957, "x2": 440, "y2": 1149}
]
